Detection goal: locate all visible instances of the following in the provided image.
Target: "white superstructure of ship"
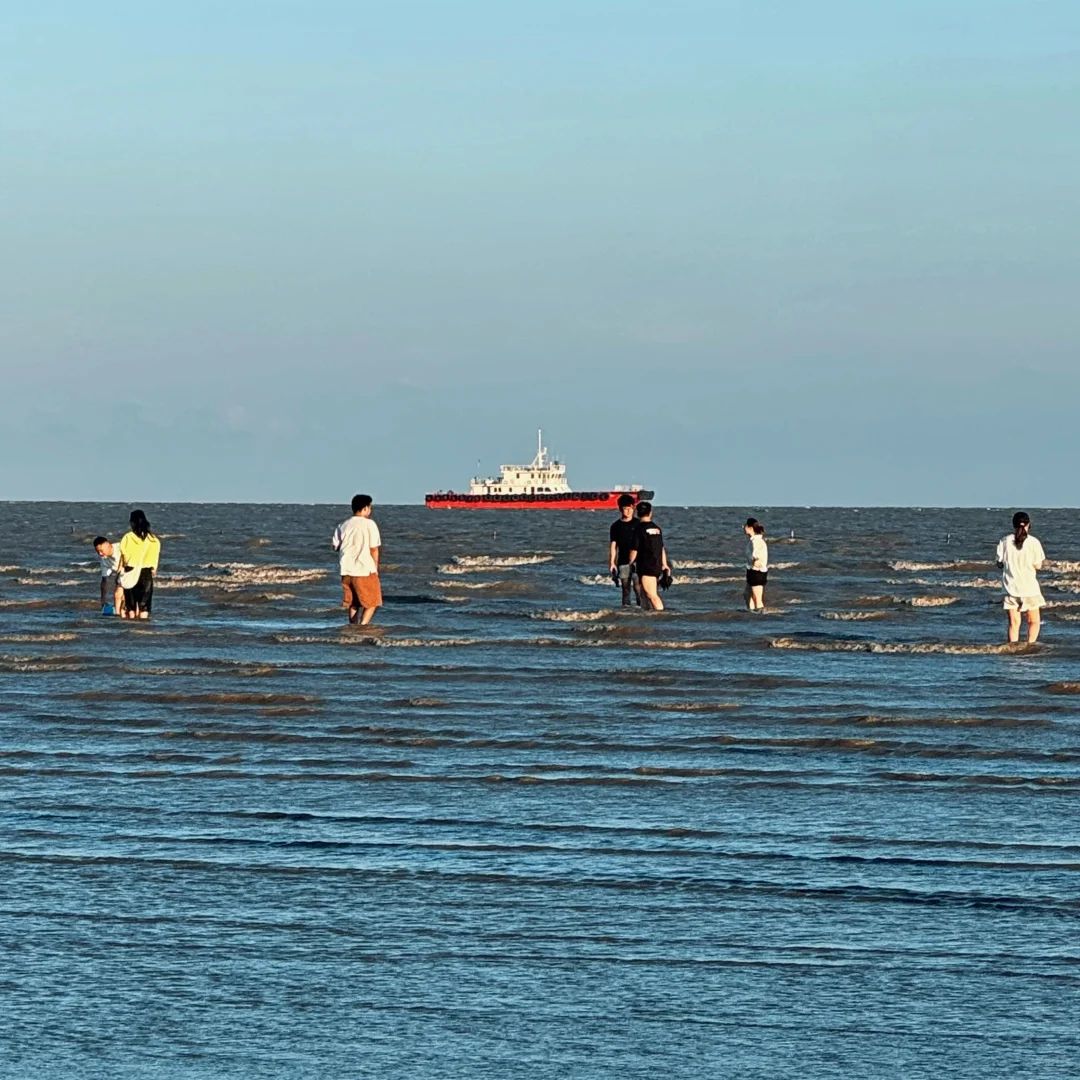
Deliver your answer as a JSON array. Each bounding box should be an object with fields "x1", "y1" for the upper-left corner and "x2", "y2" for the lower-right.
[
  {"x1": 469, "y1": 431, "x2": 573, "y2": 496},
  {"x1": 426, "y1": 430, "x2": 653, "y2": 509}
]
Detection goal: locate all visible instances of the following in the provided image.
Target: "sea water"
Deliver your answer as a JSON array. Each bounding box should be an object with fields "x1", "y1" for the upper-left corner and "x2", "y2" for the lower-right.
[{"x1": 1, "y1": 504, "x2": 1079, "y2": 1079}]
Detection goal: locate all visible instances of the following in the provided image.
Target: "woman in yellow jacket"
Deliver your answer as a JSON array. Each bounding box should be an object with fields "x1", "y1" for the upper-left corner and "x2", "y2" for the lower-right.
[{"x1": 118, "y1": 509, "x2": 162, "y2": 620}]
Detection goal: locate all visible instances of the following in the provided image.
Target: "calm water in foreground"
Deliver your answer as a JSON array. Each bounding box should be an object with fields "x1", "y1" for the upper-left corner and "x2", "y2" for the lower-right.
[{"x1": 2, "y1": 503, "x2": 1080, "y2": 1079}]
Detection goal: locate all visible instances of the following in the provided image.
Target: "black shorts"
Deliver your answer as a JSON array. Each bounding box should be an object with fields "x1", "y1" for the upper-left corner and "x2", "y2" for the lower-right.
[
  {"x1": 746, "y1": 569, "x2": 768, "y2": 587},
  {"x1": 124, "y1": 568, "x2": 154, "y2": 612},
  {"x1": 637, "y1": 564, "x2": 661, "y2": 580}
]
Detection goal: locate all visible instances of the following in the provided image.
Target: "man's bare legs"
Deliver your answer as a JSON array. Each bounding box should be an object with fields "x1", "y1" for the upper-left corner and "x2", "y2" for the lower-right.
[
  {"x1": 347, "y1": 605, "x2": 377, "y2": 627},
  {"x1": 640, "y1": 575, "x2": 664, "y2": 611},
  {"x1": 745, "y1": 584, "x2": 765, "y2": 611},
  {"x1": 1026, "y1": 608, "x2": 1041, "y2": 643}
]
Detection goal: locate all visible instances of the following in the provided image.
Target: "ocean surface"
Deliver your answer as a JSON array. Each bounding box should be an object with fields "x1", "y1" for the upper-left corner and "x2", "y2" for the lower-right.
[{"x1": 2, "y1": 503, "x2": 1080, "y2": 1079}]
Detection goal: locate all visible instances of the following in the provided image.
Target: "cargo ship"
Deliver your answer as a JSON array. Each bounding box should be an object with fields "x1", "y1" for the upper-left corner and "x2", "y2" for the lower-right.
[{"x1": 426, "y1": 431, "x2": 654, "y2": 510}]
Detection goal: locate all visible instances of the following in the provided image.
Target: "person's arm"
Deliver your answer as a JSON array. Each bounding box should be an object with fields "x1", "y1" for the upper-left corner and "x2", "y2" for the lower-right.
[
  {"x1": 371, "y1": 545, "x2": 380, "y2": 571},
  {"x1": 332, "y1": 527, "x2": 342, "y2": 552},
  {"x1": 628, "y1": 544, "x2": 638, "y2": 567},
  {"x1": 609, "y1": 540, "x2": 618, "y2": 571},
  {"x1": 1033, "y1": 539, "x2": 1046, "y2": 571},
  {"x1": 661, "y1": 545, "x2": 670, "y2": 573},
  {"x1": 100, "y1": 573, "x2": 108, "y2": 606}
]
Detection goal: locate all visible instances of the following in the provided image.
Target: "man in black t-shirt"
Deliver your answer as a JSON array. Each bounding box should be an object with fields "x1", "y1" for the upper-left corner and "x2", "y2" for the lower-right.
[
  {"x1": 608, "y1": 494, "x2": 641, "y2": 606},
  {"x1": 629, "y1": 501, "x2": 669, "y2": 611}
]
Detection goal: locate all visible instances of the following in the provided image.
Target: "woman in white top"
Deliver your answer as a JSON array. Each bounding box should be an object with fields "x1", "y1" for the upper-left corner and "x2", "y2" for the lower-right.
[
  {"x1": 996, "y1": 511, "x2": 1047, "y2": 643},
  {"x1": 744, "y1": 517, "x2": 769, "y2": 612}
]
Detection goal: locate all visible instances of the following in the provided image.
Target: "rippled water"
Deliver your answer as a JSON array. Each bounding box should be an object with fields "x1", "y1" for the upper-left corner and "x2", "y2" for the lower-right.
[{"x1": 3, "y1": 503, "x2": 1080, "y2": 1079}]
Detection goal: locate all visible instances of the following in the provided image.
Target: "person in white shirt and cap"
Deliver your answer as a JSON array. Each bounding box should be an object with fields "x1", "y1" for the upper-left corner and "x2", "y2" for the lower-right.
[{"x1": 996, "y1": 511, "x2": 1047, "y2": 644}]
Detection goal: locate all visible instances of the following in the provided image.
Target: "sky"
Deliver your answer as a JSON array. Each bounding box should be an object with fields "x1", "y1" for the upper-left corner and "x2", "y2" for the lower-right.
[{"x1": 1, "y1": 0, "x2": 1078, "y2": 505}]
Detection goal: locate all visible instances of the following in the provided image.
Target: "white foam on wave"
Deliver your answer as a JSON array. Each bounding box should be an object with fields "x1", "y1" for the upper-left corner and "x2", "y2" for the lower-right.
[
  {"x1": 889, "y1": 560, "x2": 990, "y2": 572},
  {"x1": 533, "y1": 609, "x2": 614, "y2": 622},
  {"x1": 15, "y1": 577, "x2": 86, "y2": 587},
  {"x1": 1048, "y1": 560, "x2": 1080, "y2": 574},
  {"x1": 675, "y1": 575, "x2": 743, "y2": 585},
  {"x1": 678, "y1": 560, "x2": 736, "y2": 570},
  {"x1": 203, "y1": 562, "x2": 327, "y2": 584},
  {"x1": 887, "y1": 577, "x2": 999, "y2": 589},
  {"x1": 430, "y1": 580, "x2": 504, "y2": 590},
  {"x1": 445, "y1": 554, "x2": 554, "y2": 573},
  {"x1": 0, "y1": 632, "x2": 79, "y2": 642},
  {"x1": 156, "y1": 564, "x2": 328, "y2": 590},
  {"x1": 0, "y1": 565, "x2": 19, "y2": 573},
  {"x1": 909, "y1": 595, "x2": 958, "y2": 607},
  {"x1": 375, "y1": 637, "x2": 485, "y2": 648},
  {"x1": 579, "y1": 574, "x2": 618, "y2": 587},
  {"x1": 820, "y1": 611, "x2": 889, "y2": 621},
  {"x1": 273, "y1": 633, "x2": 483, "y2": 647},
  {"x1": 21, "y1": 566, "x2": 96, "y2": 576},
  {"x1": 771, "y1": 637, "x2": 1018, "y2": 655}
]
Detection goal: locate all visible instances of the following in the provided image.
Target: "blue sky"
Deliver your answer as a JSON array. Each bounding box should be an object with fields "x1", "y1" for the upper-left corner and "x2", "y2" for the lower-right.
[{"x1": 2, "y1": 1, "x2": 1078, "y2": 504}]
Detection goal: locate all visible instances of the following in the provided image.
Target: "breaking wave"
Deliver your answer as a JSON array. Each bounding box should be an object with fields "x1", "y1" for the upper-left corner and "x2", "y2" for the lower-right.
[
  {"x1": 156, "y1": 564, "x2": 327, "y2": 590},
  {"x1": 887, "y1": 577, "x2": 999, "y2": 589},
  {"x1": 15, "y1": 577, "x2": 86, "y2": 587},
  {"x1": 442, "y1": 555, "x2": 555, "y2": 574},
  {"x1": 273, "y1": 634, "x2": 485, "y2": 648},
  {"x1": 533, "y1": 610, "x2": 614, "y2": 622},
  {"x1": 430, "y1": 580, "x2": 505, "y2": 590},
  {"x1": 0, "y1": 632, "x2": 79, "y2": 642},
  {"x1": 579, "y1": 575, "x2": 618, "y2": 587},
  {"x1": 820, "y1": 611, "x2": 889, "y2": 621},
  {"x1": 890, "y1": 560, "x2": 992, "y2": 572},
  {"x1": 674, "y1": 575, "x2": 743, "y2": 585},
  {"x1": 771, "y1": 637, "x2": 1024, "y2": 655},
  {"x1": 654, "y1": 702, "x2": 740, "y2": 711}
]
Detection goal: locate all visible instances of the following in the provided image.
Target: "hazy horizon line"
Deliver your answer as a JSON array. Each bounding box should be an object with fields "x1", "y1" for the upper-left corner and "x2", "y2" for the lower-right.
[{"x1": 1, "y1": 499, "x2": 1068, "y2": 511}]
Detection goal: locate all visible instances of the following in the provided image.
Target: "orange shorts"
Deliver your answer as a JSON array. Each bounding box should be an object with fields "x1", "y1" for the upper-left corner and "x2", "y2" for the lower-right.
[{"x1": 342, "y1": 574, "x2": 382, "y2": 610}]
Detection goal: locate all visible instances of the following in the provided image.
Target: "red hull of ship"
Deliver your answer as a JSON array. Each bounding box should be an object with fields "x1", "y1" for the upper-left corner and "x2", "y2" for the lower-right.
[{"x1": 426, "y1": 490, "x2": 654, "y2": 510}]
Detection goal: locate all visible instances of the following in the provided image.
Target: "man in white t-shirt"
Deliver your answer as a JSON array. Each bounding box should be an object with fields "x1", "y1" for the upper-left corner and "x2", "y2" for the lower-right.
[
  {"x1": 332, "y1": 494, "x2": 382, "y2": 625},
  {"x1": 93, "y1": 536, "x2": 124, "y2": 616}
]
